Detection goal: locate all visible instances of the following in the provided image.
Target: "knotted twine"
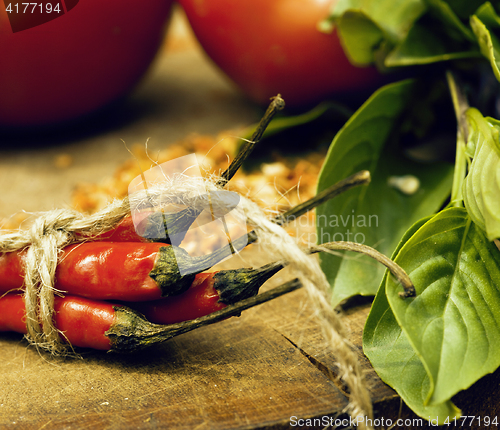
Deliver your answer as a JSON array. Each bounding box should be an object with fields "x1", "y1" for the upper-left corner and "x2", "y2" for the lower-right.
[{"x1": 0, "y1": 173, "x2": 373, "y2": 429}]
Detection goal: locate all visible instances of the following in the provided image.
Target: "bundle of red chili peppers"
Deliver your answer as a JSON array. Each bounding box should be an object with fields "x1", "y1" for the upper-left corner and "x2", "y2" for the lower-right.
[
  {"x1": 0, "y1": 210, "x2": 285, "y2": 352},
  {"x1": 0, "y1": 96, "x2": 293, "y2": 355}
]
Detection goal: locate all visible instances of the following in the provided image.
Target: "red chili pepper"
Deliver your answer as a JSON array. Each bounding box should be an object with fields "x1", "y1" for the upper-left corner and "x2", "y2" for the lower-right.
[
  {"x1": 0, "y1": 261, "x2": 283, "y2": 348},
  {"x1": 0, "y1": 293, "x2": 114, "y2": 350},
  {"x1": 57, "y1": 242, "x2": 175, "y2": 301},
  {"x1": 82, "y1": 214, "x2": 151, "y2": 243},
  {"x1": 0, "y1": 293, "x2": 180, "y2": 351},
  {"x1": 0, "y1": 279, "x2": 301, "y2": 352},
  {"x1": 133, "y1": 273, "x2": 226, "y2": 324},
  {"x1": 0, "y1": 277, "x2": 302, "y2": 353},
  {"x1": 0, "y1": 238, "x2": 248, "y2": 301},
  {"x1": 131, "y1": 261, "x2": 283, "y2": 324},
  {"x1": 0, "y1": 248, "x2": 26, "y2": 292},
  {"x1": 0, "y1": 293, "x2": 26, "y2": 334},
  {"x1": 0, "y1": 243, "x2": 169, "y2": 301},
  {"x1": 76, "y1": 209, "x2": 198, "y2": 245}
]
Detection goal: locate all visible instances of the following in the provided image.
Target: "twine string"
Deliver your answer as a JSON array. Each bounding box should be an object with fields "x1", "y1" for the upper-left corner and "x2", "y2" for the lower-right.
[{"x1": 1, "y1": 203, "x2": 131, "y2": 354}]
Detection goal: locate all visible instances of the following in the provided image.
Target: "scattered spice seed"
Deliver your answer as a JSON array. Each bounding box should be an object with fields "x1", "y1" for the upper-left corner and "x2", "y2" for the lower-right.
[{"x1": 54, "y1": 153, "x2": 73, "y2": 169}]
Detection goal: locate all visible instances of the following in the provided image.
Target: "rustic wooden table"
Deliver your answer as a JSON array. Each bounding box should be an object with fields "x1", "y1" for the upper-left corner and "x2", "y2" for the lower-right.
[{"x1": 1, "y1": 7, "x2": 499, "y2": 430}]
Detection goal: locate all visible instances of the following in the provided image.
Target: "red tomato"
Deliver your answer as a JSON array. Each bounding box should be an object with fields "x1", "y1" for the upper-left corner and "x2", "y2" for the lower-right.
[
  {"x1": 179, "y1": 0, "x2": 381, "y2": 108},
  {"x1": 0, "y1": 0, "x2": 173, "y2": 128}
]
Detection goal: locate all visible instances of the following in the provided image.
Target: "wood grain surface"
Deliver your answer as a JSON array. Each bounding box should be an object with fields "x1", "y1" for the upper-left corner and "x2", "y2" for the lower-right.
[
  {"x1": 1, "y1": 6, "x2": 500, "y2": 430},
  {"x1": 2, "y1": 284, "x2": 500, "y2": 429}
]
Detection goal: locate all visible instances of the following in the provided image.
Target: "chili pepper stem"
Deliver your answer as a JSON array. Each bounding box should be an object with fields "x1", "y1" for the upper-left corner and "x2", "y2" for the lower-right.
[
  {"x1": 218, "y1": 94, "x2": 285, "y2": 186},
  {"x1": 246, "y1": 170, "x2": 371, "y2": 244},
  {"x1": 149, "y1": 95, "x2": 285, "y2": 245},
  {"x1": 209, "y1": 238, "x2": 415, "y2": 302},
  {"x1": 106, "y1": 278, "x2": 302, "y2": 353},
  {"x1": 273, "y1": 170, "x2": 371, "y2": 229},
  {"x1": 210, "y1": 237, "x2": 415, "y2": 303},
  {"x1": 214, "y1": 260, "x2": 284, "y2": 304},
  {"x1": 140, "y1": 210, "x2": 196, "y2": 244}
]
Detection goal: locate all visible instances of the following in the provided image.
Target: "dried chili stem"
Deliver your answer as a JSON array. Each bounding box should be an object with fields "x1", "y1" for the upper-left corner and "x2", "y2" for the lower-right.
[
  {"x1": 244, "y1": 170, "x2": 371, "y2": 245},
  {"x1": 153, "y1": 95, "x2": 285, "y2": 244},
  {"x1": 217, "y1": 94, "x2": 285, "y2": 186},
  {"x1": 271, "y1": 170, "x2": 371, "y2": 228}
]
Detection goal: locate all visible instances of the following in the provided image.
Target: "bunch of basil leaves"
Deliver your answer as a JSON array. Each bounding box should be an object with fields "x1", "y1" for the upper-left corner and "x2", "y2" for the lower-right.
[{"x1": 315, "y1": 0, "x2": 500, "y2": 422}]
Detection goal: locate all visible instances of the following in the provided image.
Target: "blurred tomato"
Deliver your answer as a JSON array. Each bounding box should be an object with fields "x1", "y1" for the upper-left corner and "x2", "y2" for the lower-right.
[
  {"x1": 179, "y1": 0, "x2": 381, "y2": 108},
  {"x1": 0, "y1": 0, "x2": 172, "y2": 128}
]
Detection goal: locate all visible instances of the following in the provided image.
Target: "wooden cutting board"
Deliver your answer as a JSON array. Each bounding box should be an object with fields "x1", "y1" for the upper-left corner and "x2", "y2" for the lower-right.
[{"x1": 2, "y1": 282, "x2": 500, "y2": 429}]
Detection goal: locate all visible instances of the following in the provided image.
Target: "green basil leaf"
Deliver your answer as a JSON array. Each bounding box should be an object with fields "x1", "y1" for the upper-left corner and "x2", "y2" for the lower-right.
[
  {"x1": 332, "y1": 0, "x2": 492, "y2": 68},
  {"x1": 333, "y1": 0, "x2": 426, "y2": 37},
  {"x1": 334, "y1": 10, "x2": 386, "y2": 65},
  {"x1": 364, "y1": 279, "x2": 461, "y2": 422},
  {"x1": 471, "y1": 3, "x2": 500, "y2": 82},
  {"x1": 316, "y1": 80, "x2": 453, "y2": 306},
  {"x1": 386, "y1": 0, "x2": 479, "y2": 67},
  {"x1": 386, "y1": 207, "x2": 500, "y2": 406},
  {"x1": 425, "y1": 0, "x2": 476, "y2": 41},
  {"x1": 331, "y1": 0, "x2": 426, "y2": 65},
  {"x1": 463, "y1": 108, "x2": 500, "y2": 240},
  {"x1": 364, "y1": 215, "x2": 461, "y2": 422},
  {"x1": 386, "y1": 19, "x2": 478, "y2": 66}
]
